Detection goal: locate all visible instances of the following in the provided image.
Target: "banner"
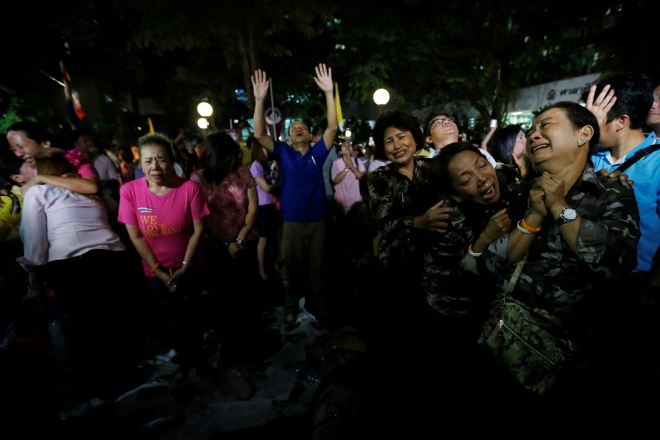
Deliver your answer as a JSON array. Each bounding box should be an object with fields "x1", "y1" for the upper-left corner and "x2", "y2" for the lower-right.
[{"x1": 60, "y1": 61, "x2": 85, "y2": 129}]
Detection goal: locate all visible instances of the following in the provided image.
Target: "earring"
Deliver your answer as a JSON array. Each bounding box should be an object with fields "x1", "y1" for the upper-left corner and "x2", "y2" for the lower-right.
[{"x1": 577, "y1": 139, "x2": 585, "y2": 146}]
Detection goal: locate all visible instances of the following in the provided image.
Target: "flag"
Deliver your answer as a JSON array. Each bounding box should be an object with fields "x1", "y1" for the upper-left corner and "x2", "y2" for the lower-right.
[
  {"x1": 60, "y1": 61, "x2": 85, "y2": 129},
  {"x1": 334, "y1": 82, "x2": 343, "y2": 124},
  {"x1": 148, "y1": 117, "x2": 155, "y2": 134}
]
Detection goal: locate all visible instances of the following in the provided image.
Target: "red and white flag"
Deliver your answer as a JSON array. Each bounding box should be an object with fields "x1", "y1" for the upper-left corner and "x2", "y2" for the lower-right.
[{"x1": 60, "y1": 61, "x2": 85, "y2": 128}]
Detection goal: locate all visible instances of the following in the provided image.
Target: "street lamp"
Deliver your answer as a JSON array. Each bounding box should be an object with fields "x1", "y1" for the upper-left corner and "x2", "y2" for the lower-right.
[
  {"x1": 197, "y1": 101, "x2": 213, "y2": 136},
  {"x1": 197, "y1": 118, "x2": 209, "y2": 129},
  {"x1": 197, "y1": 102, "x2": 213, "y2": 118},
  {"x1": 373, "y1": 88, "x2": 390, "y2": 114}
]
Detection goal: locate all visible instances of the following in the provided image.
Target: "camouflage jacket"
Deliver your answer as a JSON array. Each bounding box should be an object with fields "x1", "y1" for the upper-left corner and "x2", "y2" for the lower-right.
[
  {"x1": 483, "y1": 164, "x2": 641, "y2": 342},
  {"x1": 421, "y1": 179, "x2": 527, "y2": 318},
  {"x1": 367, "y1": 158, "x2": 434, "y2": 275}
]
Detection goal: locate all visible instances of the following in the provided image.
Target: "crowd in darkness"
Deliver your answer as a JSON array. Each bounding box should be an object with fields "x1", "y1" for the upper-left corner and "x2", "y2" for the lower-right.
[{"x1": 1, "y1": 68, "x2": 660, "y2": 437}]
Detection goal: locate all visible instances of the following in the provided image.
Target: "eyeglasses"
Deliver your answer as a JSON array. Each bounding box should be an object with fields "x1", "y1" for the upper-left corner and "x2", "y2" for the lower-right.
[
  {"x1": 654, "y1": 94, "x2": 660, "y2": 103},
  {"x1": 429, "y1": 117, "x2": 455, "y2": 130},
  {"x1": 290, "y1": 125, "x2": 309, "y2": 131}
]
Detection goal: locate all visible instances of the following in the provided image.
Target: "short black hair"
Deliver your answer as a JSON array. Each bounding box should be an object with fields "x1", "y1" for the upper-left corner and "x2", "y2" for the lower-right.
[
  {"x1": 590, "y1": 74, "x2": 653, "y2": 129},
  {"x1": 372, "y1": 109, "x2": 424, "y2": 161}
]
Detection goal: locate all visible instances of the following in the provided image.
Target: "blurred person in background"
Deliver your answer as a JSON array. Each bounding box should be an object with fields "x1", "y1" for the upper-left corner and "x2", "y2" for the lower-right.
[{"x1": 487, "y1": 124, "x2": 531, "y2": 182}]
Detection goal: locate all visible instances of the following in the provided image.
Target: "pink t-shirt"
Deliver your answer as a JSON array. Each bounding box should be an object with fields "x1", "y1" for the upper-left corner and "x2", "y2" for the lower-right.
[
  {"x1": 331, "y1": 157, "x2": 366, "y2": 209},
  {"x1": 118, "y1": 176, "x2": 210, "y2": 276}
]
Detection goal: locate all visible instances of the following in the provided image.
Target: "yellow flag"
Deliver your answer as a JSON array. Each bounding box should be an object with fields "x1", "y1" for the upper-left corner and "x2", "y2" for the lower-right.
[
  {"x1": 334, "y1": 82, "x2": 343, "y2": 124},
  {"x1": 148, "y1": 117, "x2": 155, "y2": 134}
]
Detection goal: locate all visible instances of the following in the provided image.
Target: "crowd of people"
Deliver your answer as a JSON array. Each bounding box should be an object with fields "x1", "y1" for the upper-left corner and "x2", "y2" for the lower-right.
[{"x1": 1, "y1": 67, "x2": 659, "y2": 436}]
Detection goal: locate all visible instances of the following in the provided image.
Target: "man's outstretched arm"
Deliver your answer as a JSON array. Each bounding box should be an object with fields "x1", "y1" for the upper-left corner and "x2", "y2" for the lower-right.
[
  {"x1": 251, "y1": 69, "x2": 275, "y2": 153},
  {"x1": 313, "y1": 64, "x2": 339, "y2": 150}
]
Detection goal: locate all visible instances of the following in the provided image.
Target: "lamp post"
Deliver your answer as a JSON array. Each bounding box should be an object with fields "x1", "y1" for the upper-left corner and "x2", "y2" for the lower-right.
[
  {"x1": 373, "y1": 88, "x2": 390, "y2": 115},
  {"x1": 197, "y1": 101, "x2": 213, "y2": 136}
]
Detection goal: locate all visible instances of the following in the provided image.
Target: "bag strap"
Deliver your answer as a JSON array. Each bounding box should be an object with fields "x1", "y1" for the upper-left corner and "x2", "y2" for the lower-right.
[
  {"x1": 613, "y1": 138, "x2": 660, "y2": 174},
  {"x1": 504, "y1": 254, "x2": 527, "y2": 297}
]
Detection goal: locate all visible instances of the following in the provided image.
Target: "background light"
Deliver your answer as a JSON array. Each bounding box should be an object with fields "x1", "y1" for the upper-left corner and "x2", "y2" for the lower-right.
[
  {"x1": 197, "y1": 118, "x2": 209, "y2": 129},
  {"x1": 197, "y1": 102, "x2": 213, "y2": 117},
  {"x1": 373, "y1": 89, "x2": 390, "y2": 106}
]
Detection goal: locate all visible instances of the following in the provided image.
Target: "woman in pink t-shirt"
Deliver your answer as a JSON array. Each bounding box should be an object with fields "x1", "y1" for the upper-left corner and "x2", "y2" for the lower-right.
[{"x1": 118, "y1": 132, "x2": 210, "y2": 381}]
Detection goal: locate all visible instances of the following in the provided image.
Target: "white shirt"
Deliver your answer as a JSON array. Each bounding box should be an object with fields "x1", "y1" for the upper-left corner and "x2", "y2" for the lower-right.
[
  {"x1": 428, "y1": 146, "x2": 498, "y2": 167},
  {"x1": 19, "y1": 184, "x2": 125, "y2": 267},
  {"x1": 93, "y1": 154, "x2": 121, "y2": 181}
]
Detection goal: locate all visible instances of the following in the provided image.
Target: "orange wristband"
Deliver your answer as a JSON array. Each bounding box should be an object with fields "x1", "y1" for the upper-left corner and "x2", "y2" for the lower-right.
[
  {"x1": 520, "y1": 217, "x2": 542, "y2": 233},
  {"x1": 151, "y1": 262, "x2": 160, "y2": 273}
]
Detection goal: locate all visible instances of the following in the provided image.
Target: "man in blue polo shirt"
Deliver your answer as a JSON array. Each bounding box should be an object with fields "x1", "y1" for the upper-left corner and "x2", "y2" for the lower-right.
[
  {"x1": 585, "y1": 74, "x2": 660, "y2": 396},
  {"x1": 251, "y1": 64, "x2": 339, "y2": 330},
  {"x1": 586, "y1": 75, "x2": 659, "y2": 292}
]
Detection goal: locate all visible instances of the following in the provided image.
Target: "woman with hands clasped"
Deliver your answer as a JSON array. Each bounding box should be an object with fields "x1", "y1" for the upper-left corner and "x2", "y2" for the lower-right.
[
  {"x1": 331, "y1": 137, "x2": 368, "y2": 259},
  {"x1": 479, "y1": 102, "x2": 640, "y2": 431},
  {"x1": 118, "y1": 133, "x2": 211, "y2": 381}
]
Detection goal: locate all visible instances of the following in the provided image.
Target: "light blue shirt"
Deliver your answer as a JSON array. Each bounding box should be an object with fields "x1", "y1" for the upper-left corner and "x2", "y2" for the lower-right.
[{"x1": 590, "y1": 133, "x2": 660, "y2": 272}]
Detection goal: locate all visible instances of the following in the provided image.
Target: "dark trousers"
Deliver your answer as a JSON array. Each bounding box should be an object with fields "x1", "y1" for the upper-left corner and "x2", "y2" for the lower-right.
[{"x1": 46, "y1": 249, "x2": 148, "y2": 382}]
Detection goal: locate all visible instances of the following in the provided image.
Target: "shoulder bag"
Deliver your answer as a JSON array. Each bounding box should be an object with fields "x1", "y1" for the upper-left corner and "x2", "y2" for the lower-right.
[{"x1": 477, "y1": 255, "x2": 584, "y2": 396}]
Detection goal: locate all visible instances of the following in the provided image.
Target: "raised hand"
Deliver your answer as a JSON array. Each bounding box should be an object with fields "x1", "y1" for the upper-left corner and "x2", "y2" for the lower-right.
[
  {"x1": 313, "y1": 63, "x2": 334, "y2": 94},
  {"x1": 585, "y1": 84, "x2": 616, "y2": 128},
  {"x1": 251, "y1": 69, "x2": 269, "y2": 100}
]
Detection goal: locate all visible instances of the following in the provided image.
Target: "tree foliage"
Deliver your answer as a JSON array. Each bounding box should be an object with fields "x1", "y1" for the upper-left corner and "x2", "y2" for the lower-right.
[{"x1": 0, "y1": 0, "x2": 654, "y2": 146}]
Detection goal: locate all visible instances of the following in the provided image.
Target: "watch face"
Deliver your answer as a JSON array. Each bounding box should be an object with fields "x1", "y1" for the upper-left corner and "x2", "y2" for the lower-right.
[{"x1": 563, "y1": 208, "x2": 577, "y2": 220}]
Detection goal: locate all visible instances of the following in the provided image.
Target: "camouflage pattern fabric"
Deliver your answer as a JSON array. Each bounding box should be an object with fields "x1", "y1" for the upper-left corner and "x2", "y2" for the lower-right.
[
  {"x1": 366, "y1": 158, "x2": 433, "y2": 273},
  {"x1": 483, "y1": 165, "x2": 641, "y2": 343},
  {"x1": 478, "y1": 298, "x2": 583, "y2": 396}
]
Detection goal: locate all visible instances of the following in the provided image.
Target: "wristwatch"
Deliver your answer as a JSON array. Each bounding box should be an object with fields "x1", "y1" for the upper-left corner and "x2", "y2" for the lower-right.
[
  {"x1": 236, "y1": 238, "x2": 244, "y2": 246},
  {"x1": 555, "y1": 207, "x2": 577, "y2": 226}
]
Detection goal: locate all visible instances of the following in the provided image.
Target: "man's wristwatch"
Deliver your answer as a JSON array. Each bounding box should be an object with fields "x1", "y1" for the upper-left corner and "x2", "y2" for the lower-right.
[{"x1": 555, "y1": 207, "x2": 578, "y2": 226}]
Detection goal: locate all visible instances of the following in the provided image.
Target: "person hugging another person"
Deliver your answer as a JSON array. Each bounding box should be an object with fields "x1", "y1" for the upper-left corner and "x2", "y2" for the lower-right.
[
  {"x1": 365, "y1": 109, "x2": 453, "y2": 420},
  {"x1": 18, "y1": 147, "x2": 150, "y2": 402},
  {"x1": 6, "y1": 120, "x2": 100, "y2": 198}
]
